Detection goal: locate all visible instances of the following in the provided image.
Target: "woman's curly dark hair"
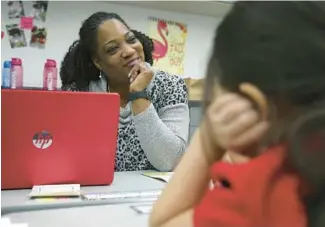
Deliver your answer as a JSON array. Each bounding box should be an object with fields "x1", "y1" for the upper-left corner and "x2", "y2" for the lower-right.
[{"x1": 60, "y1": 12, "x2": 154, "y2": 90}]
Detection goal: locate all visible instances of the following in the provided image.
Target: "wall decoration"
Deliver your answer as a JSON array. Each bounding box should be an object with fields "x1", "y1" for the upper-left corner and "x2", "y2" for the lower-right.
[
  {"x1": 20, "y1": 17, "x2": 34, "y2": 29},
  {"x1": 6, "y1": 24, "x2": 27, "y2": 48},
  {"x1": 30, "y1": 26, "x2": 47, "y2": 49},
  {"x1": 148, "y1": 17, "x2": 188, "y2": 76},
  {"x1": 31, "y1": 1, "x2": 49, "y2": 22},
  {"x1": 7, "y1": 1, "x2": 25, "y2": 19},
  {"x1": 1, "y1": 20, "x2": 4, "y2": 39}
]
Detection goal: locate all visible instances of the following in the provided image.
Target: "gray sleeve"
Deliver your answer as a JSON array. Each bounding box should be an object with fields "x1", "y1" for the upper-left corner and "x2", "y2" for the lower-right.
[{"x1": 132, "y1": 103, "x2": 189, "y2": 171}]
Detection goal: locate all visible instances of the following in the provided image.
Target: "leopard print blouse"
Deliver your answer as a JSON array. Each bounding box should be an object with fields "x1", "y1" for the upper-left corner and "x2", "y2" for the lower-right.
[{"x1": 62, "y1": 70, "x2": 189, "y2": 171}]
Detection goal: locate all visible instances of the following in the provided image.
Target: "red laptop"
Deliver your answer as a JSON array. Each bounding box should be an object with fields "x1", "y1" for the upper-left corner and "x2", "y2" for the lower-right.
[{"x1": 1, "y1": 90, "x2": 120, "y2": 189}]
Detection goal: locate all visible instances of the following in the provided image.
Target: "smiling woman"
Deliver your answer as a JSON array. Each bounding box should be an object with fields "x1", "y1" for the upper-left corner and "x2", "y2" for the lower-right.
[{"x1": 60, "y1": 12, "x2": 189, "y2": 172}]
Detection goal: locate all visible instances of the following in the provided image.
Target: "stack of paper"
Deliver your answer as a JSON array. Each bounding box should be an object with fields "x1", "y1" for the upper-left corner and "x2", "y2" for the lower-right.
[{"x1": 29, "y1": 184, "x2": 81, "y2": 198}]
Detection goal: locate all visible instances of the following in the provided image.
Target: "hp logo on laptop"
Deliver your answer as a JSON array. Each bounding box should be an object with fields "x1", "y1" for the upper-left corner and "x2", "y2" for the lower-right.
[{"x1": 32, "y1": 131, "x2": 53, "y2": 149}]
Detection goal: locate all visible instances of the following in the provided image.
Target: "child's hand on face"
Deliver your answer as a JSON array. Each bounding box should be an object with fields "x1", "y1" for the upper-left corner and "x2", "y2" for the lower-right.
[{"x1": 205, "y1": 93, "x2": 270, "y2": 160}]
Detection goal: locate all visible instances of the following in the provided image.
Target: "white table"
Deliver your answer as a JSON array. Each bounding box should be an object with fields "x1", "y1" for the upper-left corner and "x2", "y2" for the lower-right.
[
  {"x1": 3, "y1": 203, "x2": 152, "y2": 227},
  {"x1": 2, "y1": 171, "x2": 166, "y2": 214}
]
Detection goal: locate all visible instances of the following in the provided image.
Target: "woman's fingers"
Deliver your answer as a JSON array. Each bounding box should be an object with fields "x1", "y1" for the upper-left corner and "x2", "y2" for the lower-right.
[
  {"x1": 205, "y1": 91, "x2": 269, "y2": 153},
  {"x1": 128, "y1": 64, "x2": 140, "y2": 83},
  {"x1": 128, "y1": 63, "x2": 149, "y2": 83},
  {"x1": 222, "y1": 109, "x2": 259, "y2": 137},
  {"x1": 229, "y1": 121, "x2": 270, "y2": 151},
  {"x1": 209, "y1": 108, "x2": 260, "y2": 149},
  {"x1": 138, "y1": 62, "x2": 149, "y2": 73},
  {"x1": 209, "y1": 93, "x2": 244, "y2": 113},
  {"x1": 210, "y1": 98, "x2": 252, "y2": 125}
]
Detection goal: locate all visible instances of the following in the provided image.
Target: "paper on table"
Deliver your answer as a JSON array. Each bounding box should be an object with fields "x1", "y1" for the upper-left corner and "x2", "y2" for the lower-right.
[
  {"x1": 0, "y1": 218, "x2": 11, "y2": 227},
  {"x1": 130, "y1": 203, "x2": 153, "y2": 214},
  {"x1": 9, "y1": 224, "x2": 28, "y2": 227},
  {"x1": 33, "y1": 197, "x2": 72, "y2": 202},
  {"x1": 82, "y1": 190, "x2": 161, "y2": 201},
  {"x1": 0, "y1": 218, "x2": 28, "y2": 227},
  {"x1": 142, "y1": 172, "x2": 173, "y2": 183},
  {"x1": 29, "y1": 184, "x2": 81, "y2": 198}
]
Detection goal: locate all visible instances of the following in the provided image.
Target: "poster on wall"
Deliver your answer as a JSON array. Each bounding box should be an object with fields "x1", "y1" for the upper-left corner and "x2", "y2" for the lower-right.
[
  {"x1": 1, "y1": 20, "x2": 4, "y2": 39},
  {"x1": 6, "y1": 24, "x2": 27, "y2": 48},
  {"x1": 20, "y1": 17, "x2": 34, "y2": 29},
  {"x1": 148, "y1": 17, "x2": 187, "y2": 76},
  {"x1": 31, "y1": 1, "x2": 49, "y2": 22},
  {"x1": 30, "y1": 26, "x2": 47, "y2": 48},
  {"x1": 7, "y1": 1, "x2": 25, "y2": 19}
]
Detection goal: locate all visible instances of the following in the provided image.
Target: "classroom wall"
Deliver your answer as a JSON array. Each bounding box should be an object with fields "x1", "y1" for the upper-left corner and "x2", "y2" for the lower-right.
[{"x1": 1, "y1": 1, "x2": 220, "y2": 88}]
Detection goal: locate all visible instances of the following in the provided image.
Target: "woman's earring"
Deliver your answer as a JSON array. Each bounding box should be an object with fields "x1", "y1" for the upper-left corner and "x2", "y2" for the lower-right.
[{"x1": 99, "y1": 71, "x2": 105, "y2": 79}]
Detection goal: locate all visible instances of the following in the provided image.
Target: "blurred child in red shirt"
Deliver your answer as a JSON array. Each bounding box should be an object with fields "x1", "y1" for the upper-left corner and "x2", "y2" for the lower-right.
[{"x1": 150, "y1": 2, "x2": 325, "y2": 227}]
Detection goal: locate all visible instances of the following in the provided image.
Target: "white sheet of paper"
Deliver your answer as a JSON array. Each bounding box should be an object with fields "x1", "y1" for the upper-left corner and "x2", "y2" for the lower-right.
[
  {"x1": 0, "y1": 218, "x2": 12, "y2": 227},
  {"x1": 29, "y1": 184, "x2": 81, "y2": 197},
  {"x1": 10, "y1": 224, "x2": 29, "y2": 227},
  {"x1": 0, "y1": 218, "x2": 28, "y2": 227},
  {"x1": 83, "y1": 190, "x2": 161, "y2": 200},
  {"x1": 130, "y1": 204, "x2": 153, "y2": 214},
  {"x1": 142, "y1": 172, "x2": 173, "y2": 183}
]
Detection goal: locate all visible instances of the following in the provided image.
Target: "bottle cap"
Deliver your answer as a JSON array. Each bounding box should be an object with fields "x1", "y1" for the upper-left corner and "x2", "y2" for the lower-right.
[
  {"x1": 46, "y1": 59, "x2": 56, "y2": 67},
  {"x1": 11, "y1": 58, "x2": 22, "y2": 65},
  {"x1": 3, "y1": 61, "x2": 11, "y2": 68}
]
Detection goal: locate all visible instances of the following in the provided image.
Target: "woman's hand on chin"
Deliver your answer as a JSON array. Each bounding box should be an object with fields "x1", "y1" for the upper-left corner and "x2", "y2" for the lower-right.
[{"x1": 128, "y1": 62, "x2": 153, "y2": 92}]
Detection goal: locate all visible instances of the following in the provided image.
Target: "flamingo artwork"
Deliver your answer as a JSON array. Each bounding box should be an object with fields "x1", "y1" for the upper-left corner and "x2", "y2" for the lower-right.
[
  {"x1": 1, "y1": 20, "x2": 4, "y2": 39},
  {"x1": 152, "y1": 20, "x2": 169, "y2": 62}
]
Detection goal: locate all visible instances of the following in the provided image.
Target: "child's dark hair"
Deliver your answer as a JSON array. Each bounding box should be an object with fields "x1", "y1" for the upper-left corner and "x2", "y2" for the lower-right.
[
  {"x1": 205, "y1": 2, "x2": 325, "y2": 226},
  {"x1": 60, "y1": 12, "x2": 154, "y2": 90}
]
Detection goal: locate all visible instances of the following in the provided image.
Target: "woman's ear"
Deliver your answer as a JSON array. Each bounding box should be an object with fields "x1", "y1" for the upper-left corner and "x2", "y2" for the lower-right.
[
  {"x1": 92, "y1": 57, "x2": 102, "y2": 71},
  {"x1": 239, "y1": 83, "x2": 269, "y2": 120}
]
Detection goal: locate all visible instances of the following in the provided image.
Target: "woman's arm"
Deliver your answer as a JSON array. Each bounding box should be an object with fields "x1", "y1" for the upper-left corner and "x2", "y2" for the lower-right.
[
  {"x1": 149, "y1": 127, "x2": 252, "y2": 227},
  {"x1": 157, "y1": 210, "x2": 194, "y2": 227},
  {"x1": 149, "y1": 92, "x2": 270, "y2": 227},
  {"x1": 132, "y1": 102, "x2": 189, "y2": 171},
  {"x1": 149, "y1": 128, "x2": 212, "y2": 227},
  {"x1": 132, "y1": 75, "x2": 190, "y2": 171}
]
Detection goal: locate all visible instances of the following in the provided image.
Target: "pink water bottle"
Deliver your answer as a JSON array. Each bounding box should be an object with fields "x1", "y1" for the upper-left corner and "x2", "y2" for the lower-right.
[
  {"x1": 10, "y1": 58, "x2": 23, "y2": 89},
  {"x1": 43, "y1": 59, "x2": 58, "y2": 90}
]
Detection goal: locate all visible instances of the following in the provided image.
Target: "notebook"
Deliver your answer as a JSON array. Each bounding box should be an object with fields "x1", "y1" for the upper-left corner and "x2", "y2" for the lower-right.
[{"x1": 29, "y1": 184, "x2": 81, "y2": 198}]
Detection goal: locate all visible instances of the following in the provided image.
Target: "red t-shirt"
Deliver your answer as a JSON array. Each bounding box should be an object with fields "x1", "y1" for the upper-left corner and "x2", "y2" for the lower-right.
[{"x1": 194, "y1": 145, "x2": 307, "y2": 227}]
